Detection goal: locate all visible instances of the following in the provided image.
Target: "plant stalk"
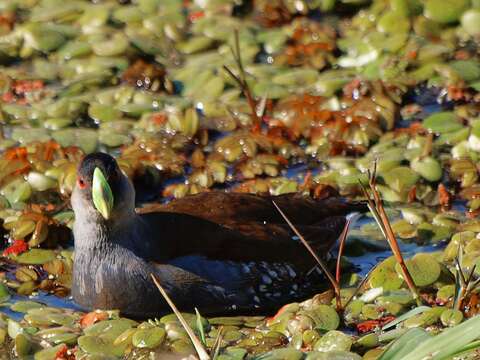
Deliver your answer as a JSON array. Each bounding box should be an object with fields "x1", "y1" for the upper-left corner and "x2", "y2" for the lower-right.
[
  {"x1": 272, "y1": 200, "x2": 343, "y2": 310},
  {"x1": 360, "y1": 167, "x2": 421, "y2": 305},
  {"x1": 151, "y1": 274, "x2": 210, "y2": 360}
]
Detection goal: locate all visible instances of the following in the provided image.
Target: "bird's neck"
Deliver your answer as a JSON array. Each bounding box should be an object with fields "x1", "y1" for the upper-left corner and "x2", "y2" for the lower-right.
[{"x1": 73, "y1": 208, "x2": 139, "y2": 252}]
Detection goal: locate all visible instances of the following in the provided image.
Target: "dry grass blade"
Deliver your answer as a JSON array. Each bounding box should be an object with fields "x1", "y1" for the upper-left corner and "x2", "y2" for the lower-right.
[
  {"x1": 256, "y1": 94, "x2": 268, "y2": 118},
  {"x1": 455, "y1": 257, "x2": 467, "y2": 288},
  {"x1": 359, "y1": 166, "x2": 421, "y2": 304},
  {"x1": 151, "y1": 274, "x2": 210, "y2": 360},
  {"x1": 454, "y1": 260, "x2": 463, "y2": 311},
  {"x1": 272, "y1": 200, "x2": 342, "y2": 310},
  {"x1": 454, "y1": 244, "x2": 467, "y2": 310},
  {"x1": 222, "y1": 65, "x2": 243, "y2": 90},
  {"x1": 211, "y1": 326, "x2": 224, "y2": 360},
  {"x1": 453, "y1": 244, "x2": 480, "y2": 311},
  {"x1": 421, "y1": 133, "x2": 433, "y2": 158},
  {"x1": 223, "y1": 30, "x2": 261, "y2": 131},
  {"x1": 336, "y1": 217, "x2": 352, "y2": 284},
  {"x1": 232, "y1": 30, "x2": 245, "y2": 79},
  {"x1": 466, "y1": 264, "x2": 476, "y2": 285}
]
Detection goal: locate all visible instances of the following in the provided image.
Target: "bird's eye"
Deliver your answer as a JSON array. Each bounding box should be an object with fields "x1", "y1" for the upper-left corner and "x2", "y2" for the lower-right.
[{"x1": 77, "y1": 178, "x2": 86, "y2": 189}]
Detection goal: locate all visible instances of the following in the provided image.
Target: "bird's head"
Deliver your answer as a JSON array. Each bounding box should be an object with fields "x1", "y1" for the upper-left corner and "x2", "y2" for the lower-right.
[{"x1": 71, "y1": 152, "x2": 135, "y2": 224}]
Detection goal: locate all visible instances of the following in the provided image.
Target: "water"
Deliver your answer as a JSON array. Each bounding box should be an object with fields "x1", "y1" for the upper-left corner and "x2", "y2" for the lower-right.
[
  {"x1": 344, "y1": 241, "x2": 440, "y2": 277},
  {"x1": 2, "y1": 293, "x2": 82, "y2": 321}
]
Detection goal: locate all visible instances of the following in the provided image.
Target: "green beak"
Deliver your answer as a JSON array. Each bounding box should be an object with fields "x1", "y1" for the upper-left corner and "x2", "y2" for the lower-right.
[{"x1": 92, "y1": 167, "x2": 114, "y2": 220}]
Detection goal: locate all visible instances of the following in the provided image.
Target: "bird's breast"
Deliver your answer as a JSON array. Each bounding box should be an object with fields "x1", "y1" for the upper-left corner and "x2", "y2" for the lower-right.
[{"x1": 72, "y1": 247, "x2": 152, "y2": 311}]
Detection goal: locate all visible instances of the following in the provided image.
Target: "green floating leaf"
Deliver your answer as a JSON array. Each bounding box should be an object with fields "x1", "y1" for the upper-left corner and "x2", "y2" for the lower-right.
[
  {"x1": 307, "y1": 305, "x2": 340, "y2": 331},
  {"x1": 395, "y1": 253, "x2": 441, "y2": 287},
  {"x1": 314, "y1": 330, "x2": 353, "y2": 352},
  {"x1": 410, "y1": 156, "x2": 442, "y2": 182},
  {"x1": 440, "y1": 309, "x2": 463, "y2": 327},
  {"x1": 52, "y1": 129, "x2": 98, "y2": 154},
  {"x1": 424, "y1": 0, "x2": 469, "y2": 24},
  {"x1": 10, "y1": 301, "x2": 45, "y2": 313},
  {"x1": 462, "y1": 9, "x2": 480, "y2": 36},
  {"x1": 14, "y1": 249, "x2": 56, "y2": 265},
  {"x1": 382, "y1": 167, "x2": 419, "y2": 193},
  {"x1": 34, "y1": 344, "x2": 67, "y2": 360},
  {"x1": 256, "y1": 348, "x2": 303, "y2": 360},
  {"x1": 88, "y1": 102, "x2": 122, "y2": 123},
  {"x1": 0, "y1": 283, "x2": 10, "y2": 303},
  {"x1": 422, "y1": 112, "x2": 463, "y2": 134},
  {"x1": 77, "y1": 335, "x2": 125, "y2": 357},
  {"x1": 305, "y1": 351, "x2": 362, "y2": 360},
  {"x1": 368, "y1": 257, "x2": 404, "y2": 291},
  {"x1": 15, "y1": 333, "x2": 33, "y2": 357},
  {"x1": 7, "y1": 319, "x2": 23, "y2": 339},
  {"x1": 449, "y1": 60, "x2": 480, "y2": 83},
  {"x1": 84, "y1": 319, "x2": 137, "y2": 341},
  {"x1": 132, "y1": 327, "x2": 166, "y2": 349}
]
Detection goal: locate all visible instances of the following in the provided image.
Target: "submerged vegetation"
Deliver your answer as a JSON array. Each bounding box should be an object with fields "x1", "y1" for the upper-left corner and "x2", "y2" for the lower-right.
[{"x1": 1, "y1": 0, "x2": 480, "y2": 358}]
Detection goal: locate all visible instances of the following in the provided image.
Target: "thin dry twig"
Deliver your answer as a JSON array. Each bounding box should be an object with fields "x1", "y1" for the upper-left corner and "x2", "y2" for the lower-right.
[
  {"x1": 211, "y1": 326, "x2": 224, "y2": 360},
  {"x1": 151, "y1": 274, "x2": 210, "y2": 360},
  {"x1": 336, "y1": 217, "x2": 352, "y2": 284},
  {"x1": 454, "y1": 257, "x2": 468, "y2": 311},
  {"x1": 223, "y1": 30, "x2": 261, "y2": 131},
  {"x1": 453, "y1": 244, "x2": 480, "y2": 311},
  {"x1": 359, "y1": 164, "x2": 421, "y2": 305},
  {"x1": 421, "y1": 133, "x2": 434, "y2": 158},
  {"x1": 272, "y1": 200, "x2": 342, "y2": 310}
]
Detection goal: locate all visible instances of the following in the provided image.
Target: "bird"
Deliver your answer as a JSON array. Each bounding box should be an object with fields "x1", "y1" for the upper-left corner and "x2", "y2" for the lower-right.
[{"x1": 71, "y1": 152, "x2": 365, "y2": 319}]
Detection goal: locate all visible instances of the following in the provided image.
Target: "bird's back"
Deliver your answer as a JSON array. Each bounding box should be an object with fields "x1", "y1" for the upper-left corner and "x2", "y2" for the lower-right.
[{"x1": 131, "y1": 192, "x2": 363, "y2": 315}]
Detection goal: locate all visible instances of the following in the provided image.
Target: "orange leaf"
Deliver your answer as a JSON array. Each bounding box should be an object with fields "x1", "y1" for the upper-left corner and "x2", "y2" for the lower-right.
[
  {"x1": 438, "y1": 183, "x2": 452, "y2": 210},
  {"x1": 80, "y1": 311, "x2": 108, "y2": 328},
  {"x1": 3, "y1": 240, "x2": 28, "y2": 256}
]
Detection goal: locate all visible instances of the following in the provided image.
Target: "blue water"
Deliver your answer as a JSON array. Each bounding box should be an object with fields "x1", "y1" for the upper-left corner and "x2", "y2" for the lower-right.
[{"x1": 2, "y1": 293, "x2": 83, "y2": 321}]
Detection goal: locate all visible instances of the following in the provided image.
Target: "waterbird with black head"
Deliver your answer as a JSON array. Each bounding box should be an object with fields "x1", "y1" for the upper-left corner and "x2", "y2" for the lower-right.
[{"x1": 71, "y1": 152, "x2": 365, "y2": 318}]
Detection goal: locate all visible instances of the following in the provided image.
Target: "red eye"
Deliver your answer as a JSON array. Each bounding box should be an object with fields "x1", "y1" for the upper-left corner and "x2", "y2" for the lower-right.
[{"x1": 77, "y1": 178, "x2": 86, "y2": 189}]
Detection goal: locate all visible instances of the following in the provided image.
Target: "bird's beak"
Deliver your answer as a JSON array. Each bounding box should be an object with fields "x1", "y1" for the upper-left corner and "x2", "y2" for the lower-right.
[{"x1": 92, "y1": 167, "x2": 114, "y2": 220}]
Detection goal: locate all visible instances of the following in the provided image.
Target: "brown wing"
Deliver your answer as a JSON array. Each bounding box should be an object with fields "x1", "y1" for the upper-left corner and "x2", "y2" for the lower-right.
[
  {"x1": 136, "y1": 192, "x2": 364, "y2": 269},
  {"x1": 140, "y1": 211, "x2": 345, "y2": 270},
  {"x1": 138, "y1": 191, "x2": 364, "y2": 229}
]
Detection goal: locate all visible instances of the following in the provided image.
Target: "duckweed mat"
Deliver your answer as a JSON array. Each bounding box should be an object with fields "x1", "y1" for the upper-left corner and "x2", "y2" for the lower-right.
[{"x1": 1, "y1": 0, "x2": 480, "y2": 358}]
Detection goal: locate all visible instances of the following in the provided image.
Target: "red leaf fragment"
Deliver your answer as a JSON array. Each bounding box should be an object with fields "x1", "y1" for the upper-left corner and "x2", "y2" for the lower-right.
[
  {"x1": 80, "y1": 310, "x2": 109, "y2": 328},
  {"x1": 438, "y1": 183, "x2": 452, "y2": 211},
  {"x1": 408, "y1": 186, "x2": 417, "y2": 203},
  {"x1": 55, "y1": 344, "x2": 68, "y2": 360},
  {"x1": 356, "y1": 315, "x2": 396, "y2": 333},
  {"x1": 266, "y1": 303, "x2": 292, "y2": 324},
  {"x1": 189, "y1": 11, "x2": 204, "y2": 22},
  {"x1": 3, "y1": 239, "x2": 28, "y2": 256}
]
